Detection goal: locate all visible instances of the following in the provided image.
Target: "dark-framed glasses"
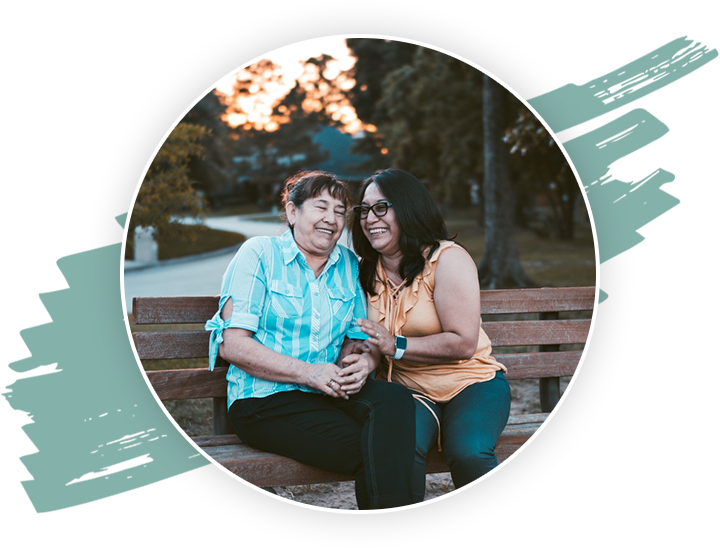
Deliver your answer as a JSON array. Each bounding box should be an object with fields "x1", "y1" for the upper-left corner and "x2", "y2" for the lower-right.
[{"x1": 352, "y1": 201, "x2": 393, "y2": 219}]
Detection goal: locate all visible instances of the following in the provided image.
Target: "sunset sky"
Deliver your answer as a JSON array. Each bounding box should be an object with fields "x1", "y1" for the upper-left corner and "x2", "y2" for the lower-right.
[{"x1": 214, "y1": 36, "x2": 365, "y2": 133}]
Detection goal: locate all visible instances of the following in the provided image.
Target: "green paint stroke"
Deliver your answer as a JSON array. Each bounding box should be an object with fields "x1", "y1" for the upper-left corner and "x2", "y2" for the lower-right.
[{"x1": 531, "y1": 37, "x2": 716, "y2": 302}]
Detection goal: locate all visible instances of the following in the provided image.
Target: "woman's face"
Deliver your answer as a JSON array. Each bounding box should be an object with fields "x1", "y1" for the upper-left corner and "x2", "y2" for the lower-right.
[
  {"x1": 286, "y1": 189, "x2": 346, "y2": 259},
  {"x1": 360, "y1": 183, "x2": 401, "y2": 258}
]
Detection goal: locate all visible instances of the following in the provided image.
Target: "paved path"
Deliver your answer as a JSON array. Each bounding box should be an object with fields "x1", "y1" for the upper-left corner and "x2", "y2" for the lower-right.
[{"x1": 123, "y1": 214, "x2": 352, "y2": 313}]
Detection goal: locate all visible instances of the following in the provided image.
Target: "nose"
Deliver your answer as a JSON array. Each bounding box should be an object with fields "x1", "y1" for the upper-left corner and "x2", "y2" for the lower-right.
[
  {"x1": 323, "y1": 208, "x2": 337, "y2": 224},
  {"x1": 366, "y1": 208, "x2": 381, "y2": 221}
]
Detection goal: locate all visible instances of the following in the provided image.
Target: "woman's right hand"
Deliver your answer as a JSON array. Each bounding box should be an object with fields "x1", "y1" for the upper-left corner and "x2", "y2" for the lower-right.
[{"x1": 301, "y1": 362, "x2": 349, "y2": 400}]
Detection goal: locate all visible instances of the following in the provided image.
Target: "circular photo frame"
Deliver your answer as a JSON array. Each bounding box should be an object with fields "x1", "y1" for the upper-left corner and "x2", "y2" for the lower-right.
[{"x1": 122, "y1": 35, "x2": 598, "y2": 512}]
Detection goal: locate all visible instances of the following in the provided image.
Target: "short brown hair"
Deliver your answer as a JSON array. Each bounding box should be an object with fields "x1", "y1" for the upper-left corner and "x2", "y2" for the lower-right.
[{"x1": 281, "y1": 170, "x2": 352, "y2": 211}]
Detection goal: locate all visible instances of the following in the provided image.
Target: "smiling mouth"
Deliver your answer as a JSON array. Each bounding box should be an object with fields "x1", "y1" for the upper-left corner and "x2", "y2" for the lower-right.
[
  {"x1": 369, "y1": 228, "x2": 387, "y2": 235},
  {"x1": 317, "y1": 228, "x2": 334, "y2": 235}
]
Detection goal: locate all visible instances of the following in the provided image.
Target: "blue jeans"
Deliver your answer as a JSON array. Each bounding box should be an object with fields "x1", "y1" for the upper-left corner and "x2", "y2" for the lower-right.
[{"x1": 413, "y1": 373, "x2": 511, "y2": 499}]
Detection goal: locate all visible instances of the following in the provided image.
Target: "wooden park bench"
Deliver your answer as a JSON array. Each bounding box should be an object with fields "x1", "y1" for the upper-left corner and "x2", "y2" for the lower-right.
[{"x1": 132, "y1": 286, "x2": 594, "y2": 489}]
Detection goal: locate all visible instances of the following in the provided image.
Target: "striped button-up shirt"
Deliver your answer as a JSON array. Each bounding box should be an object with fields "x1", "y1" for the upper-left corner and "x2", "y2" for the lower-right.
[{"x1": 205, "y1": 229, "x2": 367, "y2": 407}]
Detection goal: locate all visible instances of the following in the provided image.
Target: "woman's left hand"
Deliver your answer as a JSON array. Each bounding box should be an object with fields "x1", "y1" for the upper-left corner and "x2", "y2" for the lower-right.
[
  {"x1": 356, "y1": 318, "x2": 396, "y2": 357},
  {"x1": 337, "y1": 353, "x2": 372, "y2": 395}
]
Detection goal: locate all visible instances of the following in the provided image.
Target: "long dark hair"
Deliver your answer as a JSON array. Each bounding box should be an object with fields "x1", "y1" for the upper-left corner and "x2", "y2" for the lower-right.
[{"x1": 352, "y1": 169, "x2": 453, "y2": 296}]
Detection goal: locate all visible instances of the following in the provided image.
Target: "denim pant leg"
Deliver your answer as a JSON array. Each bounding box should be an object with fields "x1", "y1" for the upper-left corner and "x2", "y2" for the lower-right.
[
  {"x1": 441, "y1": 373, "x2": 511, "y2": 488},
  {"x1": 413, "y1": 397, "x2": 442, "y2": 503},
  {"x1": 228, "y1": 391, "x2": 367, "y2": 501},
  {"x1": 334, "y1": 379, "x2": 417, "y2": 509}
]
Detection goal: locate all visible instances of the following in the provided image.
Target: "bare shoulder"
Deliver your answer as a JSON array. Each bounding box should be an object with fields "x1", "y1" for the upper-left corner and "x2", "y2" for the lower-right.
[
  {"x1": 434, "y1": 245, "x2": 478, "y2": 293},
  {"x1": 435, "y1": 245, "x2": 476, "y2": 275}
]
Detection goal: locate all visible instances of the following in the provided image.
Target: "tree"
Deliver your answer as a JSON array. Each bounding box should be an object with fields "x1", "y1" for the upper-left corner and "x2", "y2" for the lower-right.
[
  {"x1": 131, "y1": 122, "x2": 208, "y2": 238},
  {"x1": 180, "y1": 89, "x2": 235, "y2": 208},
  {"x1": 342, "y1": 39, "x2": 566, "y2": 287},
  {"x1": 343, "y1": 44, "x2": 486, "y2": 207},
  {"x1": 477, "y1": 76, "x2": 535, "y2": 288},
  {"x1": 221, "y1": 58, "x2": 342, "y2": 206},
  {"x1": 343, "y1": 39, "x2": 418, "y2": 172},
  {"x1": 505, "y1": 107, "x2": 579, "y2": 239}
]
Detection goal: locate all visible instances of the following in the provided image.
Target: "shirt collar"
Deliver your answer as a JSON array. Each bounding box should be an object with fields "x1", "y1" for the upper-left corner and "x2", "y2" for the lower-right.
[{"x1": 280, "y1": 228, "x2": 342, "y2": 271}]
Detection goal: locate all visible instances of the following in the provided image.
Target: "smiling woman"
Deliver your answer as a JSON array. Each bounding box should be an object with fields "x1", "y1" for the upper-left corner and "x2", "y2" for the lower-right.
[
  {"x1": 284, "y1": 173, "x2": 349, "y2": 275},
  {"x1": 351, "y1": 168, "x2": 511, "y2": 501},
  {"x1": 204, "y1": 170, "x2": 421, "y2": 510}
]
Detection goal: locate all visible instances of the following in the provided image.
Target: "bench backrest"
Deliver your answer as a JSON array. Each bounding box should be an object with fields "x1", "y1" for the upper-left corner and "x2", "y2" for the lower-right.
[{"x1": 132, "y1": 287, "x2": 595, "y2": 402}]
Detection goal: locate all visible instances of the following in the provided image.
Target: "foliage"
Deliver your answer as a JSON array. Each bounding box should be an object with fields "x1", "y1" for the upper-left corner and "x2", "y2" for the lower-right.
[
  {"x1": 344, "y1": 42, "x2": 485, "y2": 206},
  {"x1": 343, "y1": 39, "x2": 579, "y2": 241},
  {"x1": 223, "y1": 58, "x2": 339, "y2": 206},
  {"x1": 505, "y1": 107, "x2": 579, "y2": 239},
  {"x1": 180, "y1": 89, "x2": 236, "y2": 207},
  {"x1": 131, "y1": 122, "x2": 209, "y2": 239}
]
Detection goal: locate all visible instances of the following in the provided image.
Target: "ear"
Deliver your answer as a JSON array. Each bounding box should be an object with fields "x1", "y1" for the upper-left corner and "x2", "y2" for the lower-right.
[{"x1": 285, "y1": 201, "x2": 296, "y2": 227}]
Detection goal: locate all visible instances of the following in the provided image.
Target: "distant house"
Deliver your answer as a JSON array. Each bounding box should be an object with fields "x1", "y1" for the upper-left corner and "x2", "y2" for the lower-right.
[{"x1": 227, "y1": 126, "x2": 372, "y2": 207}]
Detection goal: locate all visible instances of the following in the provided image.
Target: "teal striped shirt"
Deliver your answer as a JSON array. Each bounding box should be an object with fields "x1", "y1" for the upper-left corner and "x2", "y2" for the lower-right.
[{"x1": 205, "y1": 229, "x2": 367, "y2": 407}]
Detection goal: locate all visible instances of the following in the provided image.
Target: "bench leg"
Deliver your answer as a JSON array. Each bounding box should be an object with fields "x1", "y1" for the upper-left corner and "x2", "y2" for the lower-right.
[
  {"x1": 538, "y1": 312, "x2": 561, "y2": 412},
  {"x1": 539, "y1": 377, "x2": 560, "y2": 412},
  {"x1": 213, "y1": 397, "x2": 233, "y2": 435}
]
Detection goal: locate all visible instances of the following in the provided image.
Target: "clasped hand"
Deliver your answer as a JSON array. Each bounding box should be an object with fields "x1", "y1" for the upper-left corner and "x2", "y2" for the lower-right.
[{"x1": 302, "y1": 341, "x2": 372, "y2": 399}]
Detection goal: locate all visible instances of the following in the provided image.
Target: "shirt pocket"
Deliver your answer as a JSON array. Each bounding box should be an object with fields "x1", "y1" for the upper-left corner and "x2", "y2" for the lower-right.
[
  {"x1": 268, "y1": 280, "x2": 304, "y2": 319},
  {"x1": 327, "y1": 286, "x2": 356, "y2": 326}
]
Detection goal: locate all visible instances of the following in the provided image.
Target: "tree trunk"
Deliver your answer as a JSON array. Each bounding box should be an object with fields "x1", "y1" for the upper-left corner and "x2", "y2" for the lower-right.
[{"x1": 477, "y1": 76, "x2": 535, "y2": 289}]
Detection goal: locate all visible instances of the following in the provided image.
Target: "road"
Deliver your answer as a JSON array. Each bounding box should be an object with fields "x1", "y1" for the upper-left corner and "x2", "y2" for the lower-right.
[{"x1": 122, "y1": 214, "x2": 353, "y2": 312}]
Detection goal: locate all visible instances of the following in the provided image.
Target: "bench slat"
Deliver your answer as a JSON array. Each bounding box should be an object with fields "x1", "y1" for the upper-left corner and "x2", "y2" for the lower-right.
[
  {"x1": 499, "y1": 350, "x2": 581, "y2": 379},
  {"x1": 146, "y1": 367, "x2": 228, "y2": 400},
  {"x1": 133, "y1": 331, "x2": 209, "y2": 360},
  {"x1": 131, "y1": 287, "x2": 596, "y2": 325},
  {"x1": 194, "y1": 413, "x2": 546, "y2": 487},
  {"x1": 145, "y1": 349, "x2": 581, "y2": 401},
  {"x1": 133, "y1": 296, "x2": 219, "y2": 325},
  {"x1": 134, "y1": 321, "x2": 589, "y2": 361},
  {"x1": 480, "y1": 287, "x2": 595, "y2": 314},
  {"x1": 483, "y1": 319, "x2": 590, "y2": 346}
]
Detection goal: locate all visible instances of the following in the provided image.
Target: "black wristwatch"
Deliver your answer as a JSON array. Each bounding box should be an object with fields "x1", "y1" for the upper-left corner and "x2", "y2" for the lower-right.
[{"x1": 392, "y1": 335, "x2": 407, "y2": 360}]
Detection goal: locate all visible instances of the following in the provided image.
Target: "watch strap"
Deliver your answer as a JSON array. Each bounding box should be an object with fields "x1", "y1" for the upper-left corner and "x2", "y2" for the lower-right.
[{"x1": 392, "y1": 335, "x2": 407, "y2": 360}]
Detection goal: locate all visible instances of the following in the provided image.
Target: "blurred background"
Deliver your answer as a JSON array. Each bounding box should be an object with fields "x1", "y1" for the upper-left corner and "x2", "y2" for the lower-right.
[
  {"x1": 124, "y1": 38, "x2": 596, "y2": 467},
  {"x1": 125, "y1": 37, "x2": 595, "y2": 292}
]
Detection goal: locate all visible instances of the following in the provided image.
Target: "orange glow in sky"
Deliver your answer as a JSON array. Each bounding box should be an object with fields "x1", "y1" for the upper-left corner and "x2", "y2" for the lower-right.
[{"x1": 215, "y1": 37, "x2": 364, "y2": 133}]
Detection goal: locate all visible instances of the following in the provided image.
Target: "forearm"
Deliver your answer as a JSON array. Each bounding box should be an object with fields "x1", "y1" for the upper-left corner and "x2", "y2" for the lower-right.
[
  {"x1": 399, "y1": 332, "x2": 477, "y2": 364},
  {"x1": 219, "y1": 331, "x2": 311, "y2": 385},
  {"x1": 358, "y1": 318, "x2": 477, "y2": 364}
]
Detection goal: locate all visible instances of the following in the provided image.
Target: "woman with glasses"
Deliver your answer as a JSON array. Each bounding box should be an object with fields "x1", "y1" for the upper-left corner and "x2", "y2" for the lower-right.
[
  {"x1": 351, "y1": 168, "x2": 511, "y2": 501},
  {"x1": 205, "y1": 170, "x2": 417, "y2": 509}
]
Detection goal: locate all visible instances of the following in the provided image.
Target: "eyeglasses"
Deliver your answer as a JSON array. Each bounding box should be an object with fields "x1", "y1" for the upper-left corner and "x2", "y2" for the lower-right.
[{"x1": 352, "y1": 202, "x2": 393, "y2": 219}]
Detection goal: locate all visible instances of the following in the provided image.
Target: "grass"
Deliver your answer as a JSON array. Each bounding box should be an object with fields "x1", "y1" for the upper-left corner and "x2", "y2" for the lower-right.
[
  {"x1": 444, "y1": 206, "x2": 596, "y2": 288},
  {"x1": 125, "y1": 224, "x2": 245, "y2": 261}
]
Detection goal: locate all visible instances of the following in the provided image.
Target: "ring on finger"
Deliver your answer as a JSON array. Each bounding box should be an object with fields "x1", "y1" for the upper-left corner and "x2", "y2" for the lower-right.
[{"x1": 327, "y1": 379, "x2": 336, "y2": 388}]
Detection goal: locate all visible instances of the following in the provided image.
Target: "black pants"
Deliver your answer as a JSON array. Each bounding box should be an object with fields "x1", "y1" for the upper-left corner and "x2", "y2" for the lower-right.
[{"x1": 228, "y1": 379, "x2": 417, "y2": 509}]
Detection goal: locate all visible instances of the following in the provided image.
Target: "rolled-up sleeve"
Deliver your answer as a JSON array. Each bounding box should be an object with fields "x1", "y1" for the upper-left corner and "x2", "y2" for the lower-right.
[{"x1": 205, "y1": 239, "x2": 267, "y2": 370}]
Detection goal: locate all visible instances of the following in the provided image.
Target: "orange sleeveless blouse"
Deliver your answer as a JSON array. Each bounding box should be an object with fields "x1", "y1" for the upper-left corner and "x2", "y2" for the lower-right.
[{"x1": 368, "y1": 241, "x2": 506, "y2": 404}]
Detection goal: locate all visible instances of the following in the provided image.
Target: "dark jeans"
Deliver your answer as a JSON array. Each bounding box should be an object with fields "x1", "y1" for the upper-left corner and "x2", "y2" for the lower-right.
[
  {"x1": 228, "y1": 379, "x2": 417, "y2": 510},
  {"x1": 413, "y1": 372, "x2": 511, "y2": 499}
]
